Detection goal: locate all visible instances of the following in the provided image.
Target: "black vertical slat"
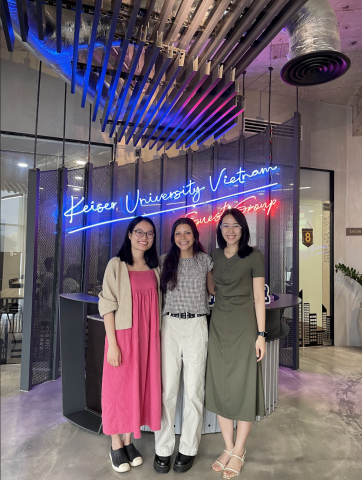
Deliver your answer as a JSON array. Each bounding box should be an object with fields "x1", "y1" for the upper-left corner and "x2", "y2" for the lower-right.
[
  {"x1": 186, "y1": 148, "x2": 193, "y2": 214},
  {"x1": 238, "y1": 135, "x2": 245, "y2": 170},
  {"x1": 71, "y1": 0, "x2": 83, "y2": 93},
  {"x1": 292, "y1": 111, "x2": 301, "y2": 370},
  {"x1": 16, "y1": 0, "x2": 29, "y2": 41},
  {"x1": 211, "y1": 143, "x2": 219, "y2": 250},
  {"x1": 110, "y1": 161, "x2": 118, "y2": 258},
  {"x1": 56, "y1": 0, "x2": 62, "y2": 53},
  {"x1": 264, "y1": 125, "x2": 271, "y2": 286},
  {"x1": 135, "y1": 156, "x2": 143, "y2": 217},
  {"x1": 82, "y1": 163, "x2": 93, "y2": 295},
  {"x1": 0, "y1": 0, "x2": 15, "y2": 51},
  {"x1": 160, "y1": 153, "x2": 168, "y2": 254},
  {"x1": 20, "y1": 169, "x2": 40, "y2": 391},
  {"x1": 329, "y1": 170, "x2": 335, "y2": 345},
  {"x1": 35, "y1": 0, "x2": 45, "y2": 40},
  {"x1": 51, "y1": 167, "x2": 67, "y2": 379}
]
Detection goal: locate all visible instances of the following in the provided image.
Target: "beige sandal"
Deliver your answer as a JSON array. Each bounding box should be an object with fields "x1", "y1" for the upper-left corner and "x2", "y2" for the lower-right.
[
  {"x1": 221, "y1": 450, "x2": 246, "y2": 479},
  {"x1": 212, "y1": 448, "x2": 234, "y2": 472}
]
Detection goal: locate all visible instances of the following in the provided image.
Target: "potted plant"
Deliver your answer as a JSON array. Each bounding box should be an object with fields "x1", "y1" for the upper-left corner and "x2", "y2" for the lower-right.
[{"x1": 335, "y1": 264, "x2": 362, "y2": 341}]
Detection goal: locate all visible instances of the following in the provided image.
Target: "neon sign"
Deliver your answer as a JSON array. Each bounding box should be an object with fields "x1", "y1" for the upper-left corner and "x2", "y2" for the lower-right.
[
  {"x1": 64, "y1": 165, "x2": 280, "y2": 234},
  {"x1": 185, "y1": 197, "x2": 278, "y2": 225},
  {"x1": 126, "y1": 180, "x2": 205, "y2": 214},
  {"x1": 210, "y1": 166, "x2": 278, "y2": 192}
]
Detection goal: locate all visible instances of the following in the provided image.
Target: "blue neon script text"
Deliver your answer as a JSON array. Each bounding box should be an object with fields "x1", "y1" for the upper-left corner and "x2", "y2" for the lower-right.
[
  {"x1": 64, "y1": 165, "x2": 279, "y2": 224},
  {"x1": 210, "y1": 166, "x2": 278, "y2": 192}
]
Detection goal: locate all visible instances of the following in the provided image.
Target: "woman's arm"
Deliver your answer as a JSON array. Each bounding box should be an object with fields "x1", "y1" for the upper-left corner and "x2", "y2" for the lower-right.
[
  {"x1": 104, "y1": 312, "x2": 122, "y2": 367},
  {"x1": 206, "y1": 270, "x2": 215, "y2": 296},
  {"x1": 253, "y1": 276, "x2": 266, "y2": 362}
]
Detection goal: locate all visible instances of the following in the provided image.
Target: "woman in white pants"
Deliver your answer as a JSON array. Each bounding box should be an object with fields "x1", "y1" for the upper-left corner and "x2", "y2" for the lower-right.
[{"x1": 154, "y1": 218, "x2": 213, "y2": 474}]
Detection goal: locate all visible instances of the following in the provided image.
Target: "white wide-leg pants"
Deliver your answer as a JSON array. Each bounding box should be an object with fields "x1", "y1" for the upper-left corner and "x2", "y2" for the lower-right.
[{"x1": 155, "y1": 314, "x2": 208, "y2": 457}]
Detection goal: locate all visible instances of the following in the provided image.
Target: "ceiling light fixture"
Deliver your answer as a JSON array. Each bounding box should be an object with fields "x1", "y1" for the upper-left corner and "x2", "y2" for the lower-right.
[
  {"x1": 18, "y1": 163, "x2": 28, "y2": 168},
  {"x1": 2, "y1": 194, "x2": 24, "y2": 200},
  {"x1": 76, "y1": 160, "x2": 86, "y2": 165}
]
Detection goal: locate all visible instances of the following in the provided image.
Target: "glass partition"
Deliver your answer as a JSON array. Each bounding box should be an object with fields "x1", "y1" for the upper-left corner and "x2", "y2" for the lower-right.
[
  {"x1": 299, "y1": 169, "x2": 332, "y2": 346},
  {"x1": 0, "y1": 133, "x2": 112, "y2": 364}
]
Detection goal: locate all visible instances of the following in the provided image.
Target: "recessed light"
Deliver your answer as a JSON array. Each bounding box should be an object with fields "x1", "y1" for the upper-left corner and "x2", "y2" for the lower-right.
[
  {"x1": 18, "y1": 163, "x2": 28, "y2": 168},
  {"x1": 290, "y1": 183, "x2": 294, "y2": 186},
  {"x1": 75, "y1": 176, "x2": 82, "y2": 180},
  {"x1": 309, "y1": 210, "x2": 313, "y2": 212},
  {"x1": 300, "y1": 186, "x2": 311, "y2": 189},
  {"x1": 76, "y1": 160, "x2": 86, "y2": 165}
]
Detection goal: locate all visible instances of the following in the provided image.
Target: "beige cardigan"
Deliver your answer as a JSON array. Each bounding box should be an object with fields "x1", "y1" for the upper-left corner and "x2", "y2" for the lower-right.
[{"x1": 98, "y1": 257, "x2": 162, "y2": 330}]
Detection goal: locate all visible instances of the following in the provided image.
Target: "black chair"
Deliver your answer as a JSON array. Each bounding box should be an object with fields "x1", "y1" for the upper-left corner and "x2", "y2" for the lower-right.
[
  {"x1": 0, "y1": 302, "x2": 23, "y2": 343},
  {"x1": 9, "y1": 278, "x2": 24, "y2": 288}
]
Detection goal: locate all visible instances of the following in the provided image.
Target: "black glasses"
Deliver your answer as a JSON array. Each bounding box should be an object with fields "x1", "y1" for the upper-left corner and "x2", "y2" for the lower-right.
[{"x1": 133, "y1": 229, "x2": 155, "y2": 239}]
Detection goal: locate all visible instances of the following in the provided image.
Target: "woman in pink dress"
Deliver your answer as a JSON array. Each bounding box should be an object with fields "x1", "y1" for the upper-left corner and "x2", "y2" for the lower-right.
[{"x1": 99, "y1": 216, "x2": 162, "y2": 473}]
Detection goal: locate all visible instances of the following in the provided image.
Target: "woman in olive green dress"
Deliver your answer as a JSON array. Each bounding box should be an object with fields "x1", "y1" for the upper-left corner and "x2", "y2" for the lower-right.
[{"x1": 205, "y1": 208, "x2": 266, "y2": 479}]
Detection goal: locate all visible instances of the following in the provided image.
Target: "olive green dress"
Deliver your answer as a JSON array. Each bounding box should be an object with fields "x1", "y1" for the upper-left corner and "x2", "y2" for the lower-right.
[{"x1": 205, "y1": 248, "x2": 265, "y2": 421}]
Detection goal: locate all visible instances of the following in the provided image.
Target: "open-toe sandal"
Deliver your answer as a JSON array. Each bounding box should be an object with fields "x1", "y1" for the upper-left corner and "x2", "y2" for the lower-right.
[
  {"x1": 212, "y1": 448, "x2": 234, "y2": 473},
  {"x1": 221, "y1": 450, "x2": 246, "y2": 479}
]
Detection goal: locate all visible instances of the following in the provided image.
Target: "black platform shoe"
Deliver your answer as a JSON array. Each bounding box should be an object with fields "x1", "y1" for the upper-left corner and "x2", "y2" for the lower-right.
[
  {"x1": 173, "y1": 452, "x2": 195, "y2": 473},
  {"x1": 154, "y1": 454, "x2": 171, "y2": 474}
]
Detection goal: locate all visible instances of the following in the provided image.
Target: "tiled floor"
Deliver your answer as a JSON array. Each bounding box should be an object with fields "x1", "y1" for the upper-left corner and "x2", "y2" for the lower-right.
[{"x1": 1, "y1": 346, "x2": 362, "y2": 480}]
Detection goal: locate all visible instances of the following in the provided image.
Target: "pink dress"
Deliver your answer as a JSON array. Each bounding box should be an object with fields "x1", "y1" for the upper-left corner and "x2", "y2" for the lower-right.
[{"x1": 102, "y1": 270, "x2": 161, "y2": 438}]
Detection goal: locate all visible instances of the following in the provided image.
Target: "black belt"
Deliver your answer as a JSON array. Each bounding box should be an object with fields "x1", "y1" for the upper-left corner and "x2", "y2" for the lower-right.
[{"x1": 166, "y1": 312, "x2": 206, "y2": 319}]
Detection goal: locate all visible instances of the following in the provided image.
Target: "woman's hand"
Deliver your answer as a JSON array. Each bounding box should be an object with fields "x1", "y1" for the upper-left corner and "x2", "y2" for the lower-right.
[
  {"x1": 255, "y1": 336, "x2": 266, "y2": 362},
  {"x1": 107, "y1": 342, "x2": 122, "y2": 367}
]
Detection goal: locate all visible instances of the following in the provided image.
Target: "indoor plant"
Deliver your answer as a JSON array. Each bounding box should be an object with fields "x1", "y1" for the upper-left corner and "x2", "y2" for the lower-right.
[{"x1": 335, "y1": 264, "x2": 362, "y2": 341}]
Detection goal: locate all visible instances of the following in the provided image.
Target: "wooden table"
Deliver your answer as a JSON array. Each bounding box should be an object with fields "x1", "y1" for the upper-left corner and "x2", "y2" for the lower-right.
[{"x1": 0, "y1": 288, "x2": 24, "y2": 300}]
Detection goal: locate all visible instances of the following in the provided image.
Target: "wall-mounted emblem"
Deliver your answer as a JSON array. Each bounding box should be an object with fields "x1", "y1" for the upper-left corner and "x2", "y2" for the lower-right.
[{"x1": 302, "y1": 228, "x2": 313, "y2": 247}]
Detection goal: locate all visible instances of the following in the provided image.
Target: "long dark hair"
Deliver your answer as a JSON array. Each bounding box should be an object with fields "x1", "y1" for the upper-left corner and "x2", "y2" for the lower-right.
[
  {"x1": 160, "y1": 218, "x2": 205, "y2": 293},
  {"x1": 217, "y1": 208, "x2": 253, "y2": 258},
  {"x1": 117, "y1": 216, "x2": 158, "y2": 268}
]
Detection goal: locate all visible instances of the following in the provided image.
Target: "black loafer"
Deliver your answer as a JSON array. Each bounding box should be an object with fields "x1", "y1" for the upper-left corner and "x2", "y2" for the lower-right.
[
  {"x1": 173, "y1": 452, "x2": 195, "y2": 473},
  {"x1": 154, "y1": 454, "x2": 171, "y2": 474}
]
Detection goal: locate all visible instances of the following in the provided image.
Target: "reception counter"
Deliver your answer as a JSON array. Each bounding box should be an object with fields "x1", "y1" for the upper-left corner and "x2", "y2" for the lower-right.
[{"x1": 59, "y1": 293, "x2": 300, "y2": 434}]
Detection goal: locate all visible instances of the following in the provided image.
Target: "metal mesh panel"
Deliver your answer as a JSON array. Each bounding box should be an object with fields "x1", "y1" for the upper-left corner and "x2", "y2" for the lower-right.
[
  {"x1": 244, "y1": 132, "x2": 268, "y2": 253},
  {"x1": 112, "y1": 162, "x2": 137, "y2": 257},
  {"x1": 162, "y1": 154, "x2": 187, "y2": 253},
  {"x1": 88, "y1": 165, "x2": 112, "y2": 296},
  {"x1": 141, "y1": 159, "x2": 162, "y2": 255},
  {"x1": 191, "y1": 149, "x2": 214, "y2": 253},
  {"x1": 32, "y1": 170, "x2": 59, "y2": 386},
  {"x1": 270, "y1": 118, "x2": 296, "y2": 368},
  {"x1": 269, "y1": 119, "x2": 294, "y2": 294},
  {"x1": 217, "y1": 141, "x2": 241, "y2": 203},
  {"x1": 62, "y1": 168, "x2": 85, "y2": 293}
]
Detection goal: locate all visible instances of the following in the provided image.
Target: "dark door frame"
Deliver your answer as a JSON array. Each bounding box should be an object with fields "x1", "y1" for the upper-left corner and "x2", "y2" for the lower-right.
[{"x1": 300, "y1": 166, "x2": 334, "y2": 346}]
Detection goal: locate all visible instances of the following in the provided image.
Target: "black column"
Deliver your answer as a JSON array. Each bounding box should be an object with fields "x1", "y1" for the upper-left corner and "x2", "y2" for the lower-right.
[
  {"x1": 20, "y1": 169, "x2": 40, "y2": 391},
  {"x1": 51, "y1": 166, "x2": 67, "y2": 380},
  {"x1": 292, "y1": 111, "x2": 301, "y2": 370},
  {"x1": 82, "y1": 163, "x2": 93, "y2": 295}
]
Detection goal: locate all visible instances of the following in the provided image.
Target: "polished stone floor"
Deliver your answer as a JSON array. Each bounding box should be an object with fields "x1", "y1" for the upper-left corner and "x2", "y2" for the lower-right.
[{"x1": 1, "y1": 347, "x2": 362, "y2": 480}]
